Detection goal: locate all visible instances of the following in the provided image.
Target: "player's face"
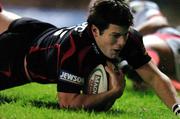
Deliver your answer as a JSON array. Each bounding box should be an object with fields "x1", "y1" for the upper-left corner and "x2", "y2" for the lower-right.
[{"x1": 93, "y1": 24, "x2": 129, "y2": 59}]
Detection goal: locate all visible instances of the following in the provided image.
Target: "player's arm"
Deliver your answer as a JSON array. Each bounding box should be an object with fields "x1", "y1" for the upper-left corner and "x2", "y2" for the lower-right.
[
  {"x1": 136, "y1": 16, "x2": 168, "y2": 35},
  {"x1": 0, "y1": 7, "x2": 21, "y2": 33},
  {"x1": 58, "y1": 90, "x2": 118, "y2": 111},
  {"x1": 57, "y1": 65, "x2": 125, "y2": 111},
  {"x1": 136, "y1": 61, "x2": 180, "y2": 110}
]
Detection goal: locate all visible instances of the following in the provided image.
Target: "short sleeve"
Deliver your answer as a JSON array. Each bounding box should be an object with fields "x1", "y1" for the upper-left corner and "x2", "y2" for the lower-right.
[
  {"x1": 57, "y1": 69, "x2": 84, "y2": 93},
  {"x1": 120, "y1": 29, "x2": 151, "y2": 69},
  {"x1": 56, "y1": 34, "x2": 85, "y2": 93}
]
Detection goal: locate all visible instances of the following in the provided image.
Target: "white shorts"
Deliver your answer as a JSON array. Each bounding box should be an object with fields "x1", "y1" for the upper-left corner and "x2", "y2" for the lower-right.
[{"x1": 166, "y1": 39, "x2": 180, "y2": 80}]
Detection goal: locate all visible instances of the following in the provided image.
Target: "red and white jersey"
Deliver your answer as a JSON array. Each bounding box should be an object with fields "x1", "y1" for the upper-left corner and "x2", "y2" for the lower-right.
[{"x1": 143, "y1": 27, "x2": 180, "y2": 80}]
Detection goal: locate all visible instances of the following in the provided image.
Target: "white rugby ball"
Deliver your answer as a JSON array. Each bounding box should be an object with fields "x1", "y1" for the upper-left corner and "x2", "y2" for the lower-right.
[{"x1": 87, "y1": 64, "x2": 108, "y2": 94}]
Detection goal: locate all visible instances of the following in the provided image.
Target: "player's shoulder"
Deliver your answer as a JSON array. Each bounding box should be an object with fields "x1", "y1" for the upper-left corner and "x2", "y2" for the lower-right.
[
  {"x1": 128, "y1": 27, "x2": 143, "y2": 44},
  {"x1": 66, "y1": 22, "x2": 88, "y2": 34},
  {"x1": 68, "y1": 22, "x2": 94, "y2": 44},
  {"x1": 129, "y1": 27, "x2": 142, "y2": 38},
  {"x1": 60, "y1": 22, "x2": 88, "y2": 39}
]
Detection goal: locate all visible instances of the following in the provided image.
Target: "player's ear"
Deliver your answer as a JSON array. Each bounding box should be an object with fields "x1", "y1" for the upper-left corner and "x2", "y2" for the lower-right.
[{"x1": 91, "y1": 24, "x2": 100, "y2": 37}]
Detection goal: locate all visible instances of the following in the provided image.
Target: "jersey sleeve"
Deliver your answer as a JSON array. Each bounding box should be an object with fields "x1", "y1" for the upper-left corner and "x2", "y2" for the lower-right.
[
  {"x1": 25, "y1": 23, "x2": 85, "y2": 93},
  {"x1": 57, "y1": 55, "x2": 84, "y2": 94},
  {"x1": 121, "y1": 29, "x2": 151, "y2": 69},
  {"x1": 56, "y1": 31, "x2": 85, "y2": 94},
  {"x1": 57, "y1": 69, "x2": 84, "y2": 94}
]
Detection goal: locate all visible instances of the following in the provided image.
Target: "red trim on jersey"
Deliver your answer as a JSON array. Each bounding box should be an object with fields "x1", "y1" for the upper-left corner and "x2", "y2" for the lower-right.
[
  {"x1": 171, "y1": 80, "x2": 180, "y2": 91},
  {"x1": 55, "y1": 44, "x2": 61, "y2": 71},
  {"x1": 155, "y1": 33, "x2": 180, "y2": 41},
  {"x1": 29, "y1": 70, "x2": 48, "y2": 80},
  {"x1": 146, "y1": 48, "x2": 160, "y2": 66},
  {"x1": 29, "y1": 46, "x2": 49, "y2": 54},
  {"x1": 0, "y1": 71, "x2": 11, "y2": 77},
  {"x1": 29, "y1": 44, "x2": 61, "y2": 57},
  {"x1": 61, "y1": 33, "x2": 76, "y2": 65},
  {"x1": 28, "y1": 44, "x2": 61, "y2": 81},
  {"x1": 0, "y1": 65, "x2": 11, "y2": 77},
  {"x1": 147, "y1": 13, "x2": 163, "y2": 20},
  {"x1": 78, "y1": 46, "x2": 91, "y2": 72}
]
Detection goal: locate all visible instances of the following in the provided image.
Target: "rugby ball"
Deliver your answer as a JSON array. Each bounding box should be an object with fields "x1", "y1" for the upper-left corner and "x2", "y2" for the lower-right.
[{"x1": 87, "y1": 64, "x2": 108, "y2": 94}]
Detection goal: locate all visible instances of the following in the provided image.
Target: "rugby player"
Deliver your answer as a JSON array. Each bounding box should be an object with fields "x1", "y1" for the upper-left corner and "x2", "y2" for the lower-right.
[
  {"x1": 0, "y1": 0, "x2": 179, "y2": 114},
  {"x1": 129, "y1": 0, "x2": 180, "y2": 91}
]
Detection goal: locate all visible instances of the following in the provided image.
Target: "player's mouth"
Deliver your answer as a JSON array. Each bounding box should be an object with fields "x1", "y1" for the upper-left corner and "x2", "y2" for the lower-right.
[{"x1": 113, "y1": 49, "x2": 121, "y2": 54}]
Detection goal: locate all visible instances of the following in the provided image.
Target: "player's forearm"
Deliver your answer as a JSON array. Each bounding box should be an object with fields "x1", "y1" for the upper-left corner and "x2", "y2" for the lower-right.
[
  {"x1": 82, "y1": 89, "x2": 122, "y2": 110},
  {"x1": 58, "y1": 89, "x2": 122, "y2": 111},
  {"x1": 150, "y1": 73, "x2": 179, "y2": 109}
]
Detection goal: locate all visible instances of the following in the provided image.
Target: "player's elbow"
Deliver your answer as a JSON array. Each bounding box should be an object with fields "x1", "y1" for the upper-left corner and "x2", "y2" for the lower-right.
[
  {"x1": 57, "y1": 92, "x2": 91, "y2": 110},
  {"x1": 57, "y1": 92, "x2": 115, "y2": 111},
  {"x1": 58, "y1": 93, "x2": 81, "y2": 109},
  {"x1": 59, "y1": 98, "x2": 102, "y2": 111}
]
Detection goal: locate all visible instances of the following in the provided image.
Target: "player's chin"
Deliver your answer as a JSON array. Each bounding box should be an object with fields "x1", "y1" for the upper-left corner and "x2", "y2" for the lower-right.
[
  {"x1": 109, "y1": 51, "x2": 120, "y2": 59},
  {"x1": 109, "y1": 54, "x2": 119, "y2": 59},
  {"x1": 103, "y1": 50, "x2": 119, "y2": 59}
]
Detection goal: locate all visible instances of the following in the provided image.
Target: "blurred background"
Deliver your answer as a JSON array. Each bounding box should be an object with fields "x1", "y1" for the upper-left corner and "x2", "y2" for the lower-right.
[{"x1": 1, "y1": 0, "x2": 180, "y2": 27}]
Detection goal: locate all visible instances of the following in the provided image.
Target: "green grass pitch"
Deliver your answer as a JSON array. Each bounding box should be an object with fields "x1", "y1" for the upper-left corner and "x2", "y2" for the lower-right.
[{"x1": 0, "y1": 79, "x2": 178, "y2": 119}]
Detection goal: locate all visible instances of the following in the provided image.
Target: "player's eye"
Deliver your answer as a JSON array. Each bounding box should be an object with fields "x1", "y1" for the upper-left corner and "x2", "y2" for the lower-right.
[
  {"x1": 113, "y1": 34, "x2": 121, "y2": 39},
  {"x1": 112, "y1": 32, "x2": 128, "y2": 38},
  {"x1": 124, "y1": 32, "x2": 128, "y2": 36}
]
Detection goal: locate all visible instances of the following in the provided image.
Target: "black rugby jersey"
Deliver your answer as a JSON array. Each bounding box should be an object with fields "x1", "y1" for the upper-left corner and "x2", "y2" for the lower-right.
[
  {"x1": 26, "y1": 22, "x2": 108, "y2": 93},
  {"x1": 25, "y1": 22, "x2": 150, "y2": 93},
  {"x1": 0, "y1": 18, "x2": 150, "y2": 92}
]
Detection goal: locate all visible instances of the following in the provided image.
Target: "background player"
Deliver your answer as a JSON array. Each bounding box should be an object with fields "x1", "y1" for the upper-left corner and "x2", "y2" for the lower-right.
[{"x1": 129, "y1": 0, "x2": 180, "y2": 90}]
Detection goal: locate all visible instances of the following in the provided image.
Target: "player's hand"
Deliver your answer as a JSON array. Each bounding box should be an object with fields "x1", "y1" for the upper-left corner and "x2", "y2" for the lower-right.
[{"x1": 105, "y1": 61, "x2": 126, "y2": 97}]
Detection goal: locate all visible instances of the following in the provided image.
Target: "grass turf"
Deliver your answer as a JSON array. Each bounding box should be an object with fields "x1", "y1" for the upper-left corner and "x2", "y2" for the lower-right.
[{"x1": 0, "y1": 79, "x2": 178, "y2": 119}]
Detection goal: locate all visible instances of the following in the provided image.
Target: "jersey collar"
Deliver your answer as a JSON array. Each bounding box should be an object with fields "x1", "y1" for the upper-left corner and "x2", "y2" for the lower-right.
[{"x1": 85, "y1": 25, "x2": 105, "y2": 56}]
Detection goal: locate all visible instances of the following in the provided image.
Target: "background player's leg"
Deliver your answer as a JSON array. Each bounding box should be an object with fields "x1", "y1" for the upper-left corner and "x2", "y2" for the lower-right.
[
  {"x1": 0, "y1": 2, "x2": 2, "y2": 12},
  {"x1": 0, "y1": 4, "x2": 21, "y2": 33}
]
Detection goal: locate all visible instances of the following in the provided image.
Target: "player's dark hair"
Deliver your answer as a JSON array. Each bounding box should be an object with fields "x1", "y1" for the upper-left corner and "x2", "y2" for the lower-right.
[{"x1": 87, "y1": 0, "x2": 133, "y2": 34}]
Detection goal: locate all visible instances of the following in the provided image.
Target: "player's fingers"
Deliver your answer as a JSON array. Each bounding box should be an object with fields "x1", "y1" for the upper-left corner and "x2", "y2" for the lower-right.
[
  {"x1": 104, "y1": 66, "x2": 114, "y2": 76},
  {"x1": 106, "y1": 61, "x2": 116, "y2": 70}
]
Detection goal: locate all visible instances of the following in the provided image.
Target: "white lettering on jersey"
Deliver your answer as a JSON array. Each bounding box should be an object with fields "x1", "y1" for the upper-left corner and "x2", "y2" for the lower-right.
[
  {"x1": 74, "y1": 22, "x2": 87, "y2": 32},
  {"x1": 59, "y1": 71, "x2": 84, "y2": 85},
  {"x1": 60, "y1": 31, "x2": 67, "y2": 39},
  {"x1": 53, "y1": 29, "x2": 68, "y2": 39},
  {"x1": 54, "y1": 29, "x2": 64, "y2": 36}
]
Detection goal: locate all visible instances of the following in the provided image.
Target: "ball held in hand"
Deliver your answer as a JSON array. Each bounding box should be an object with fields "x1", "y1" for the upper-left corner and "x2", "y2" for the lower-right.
[{"x1": 87, "y1": 64, "x2": 108, "y2": 94}]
